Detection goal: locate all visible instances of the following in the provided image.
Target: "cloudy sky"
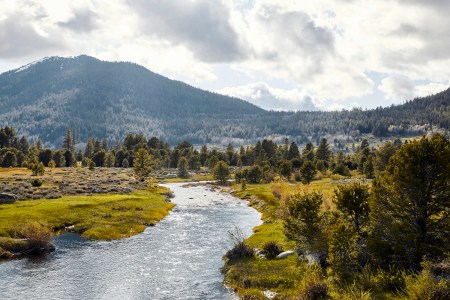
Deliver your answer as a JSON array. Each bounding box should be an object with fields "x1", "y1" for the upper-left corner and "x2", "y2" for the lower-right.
[{"x1": 1, "y1": 0, "x2": 449, "y2": 111}]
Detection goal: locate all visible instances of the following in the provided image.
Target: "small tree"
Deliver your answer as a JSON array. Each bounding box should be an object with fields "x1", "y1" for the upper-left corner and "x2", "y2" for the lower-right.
[
  {"x1": 284, "y1": 192, "x2": 326, "y2": 254},
  {"x1": 279, "y1": 160, "x2": 293, "y2": 180},
  {"x1": 333, "y1": 182, "x2": 370, "y2": 236},
  {"x1": 177, "y1": 157, "x2": 189, "y2": 178},
  {"x1": 134, "y1": 148, "x2": 152, "y2": 179},
  {"x1": 300, "y1": 160, "x2": 316, "y2": 184},
  {"x1": 2, "y1": 151, "x2": 16, "y2": 167},
  {"x1": 327, "y1": 219, "x2": 360, "y2": 282},
  {"x1": 31, "y1": 162, "x2": 45, "y2": 176},
  {"x1": 48, "y1": 159, "x2": 56, "y2": 169},
  {"x1": 213, "y1": 161, "x2": 230, "y2": 185},
  {"x1": 81, "y1": 157, "x2": 91, "y2": 167},
  {"x1": 105, "y1": 153, "x2": 115, "y2": 168},
  {"x1": 122, "y1": 158, "x2": 129, "y2": 168}
]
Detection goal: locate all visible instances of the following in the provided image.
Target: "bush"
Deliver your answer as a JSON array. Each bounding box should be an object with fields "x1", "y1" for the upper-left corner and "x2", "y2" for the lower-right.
[
  {"x1": 21, "y1": 222, "x2": 52, "y2": 250},
  {"x1": 404, "y1": 263, "x2": 450, "y2": 300},
  {"x1": 225, "y1": 242, "x2": 254, "y2": 260},
  {"x1": 262, "y1": 241, "x2": 283, "y2": 259},
  {"x1": 225, "y1": 226, "x2": 254, "y2": 260},
  {"x1": 297, "y1": 264, "x2": 330, "y2": 300},
  {"x1": 31, "y1": 179, "x2": 43, "y2": 187},
  {"x1": 298, "y1": 282, "x2": 329, "y2": 300}
]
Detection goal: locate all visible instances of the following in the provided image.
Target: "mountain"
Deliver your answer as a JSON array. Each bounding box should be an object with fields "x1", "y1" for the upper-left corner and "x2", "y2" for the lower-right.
[
  {"x1": 0, "y1": 55, "x2": 263, "y2": 146},
  {"x1": 0, "y1": 55, "x2": 449, "y2": 147}
]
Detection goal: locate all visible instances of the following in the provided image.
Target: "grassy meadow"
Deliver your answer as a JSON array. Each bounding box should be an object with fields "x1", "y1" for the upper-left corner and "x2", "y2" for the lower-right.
[{"x1": 0, "y1": 167, "x2": 175, "y2": 257}]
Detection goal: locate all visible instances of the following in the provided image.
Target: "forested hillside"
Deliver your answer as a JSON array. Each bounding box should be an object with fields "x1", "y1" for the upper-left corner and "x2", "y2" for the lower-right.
[{"x1": 0, "y1": 55, "x2": 448, "y2": 147}]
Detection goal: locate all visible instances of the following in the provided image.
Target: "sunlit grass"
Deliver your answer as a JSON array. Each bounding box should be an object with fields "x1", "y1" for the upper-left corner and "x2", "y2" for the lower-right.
[
  {"x1": 0, "y1": 187, "x2": 174, "y2": 240},
  {"x1": 227, "y1": 177, "x2": 370, "y2": 298}
]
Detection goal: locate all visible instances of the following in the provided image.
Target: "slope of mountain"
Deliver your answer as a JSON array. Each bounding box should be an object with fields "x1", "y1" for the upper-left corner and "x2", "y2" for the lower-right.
[
  {"x1": 0, "y1": 55, "x2": 263, "y2": 146},
  {"x1": 0, "y1": 55, "x2": 448, "y2": 147}
]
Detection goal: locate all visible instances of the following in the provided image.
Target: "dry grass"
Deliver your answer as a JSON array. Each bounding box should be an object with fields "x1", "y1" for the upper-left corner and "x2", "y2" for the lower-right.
[{"x1": 0, "y1": 167, "x2": 146, "y2": 200}]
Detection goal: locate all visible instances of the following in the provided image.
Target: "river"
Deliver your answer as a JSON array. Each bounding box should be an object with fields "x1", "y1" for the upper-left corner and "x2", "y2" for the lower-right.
[{"x1": 0, "y1": 183, "x2": 261, "y2": 300}]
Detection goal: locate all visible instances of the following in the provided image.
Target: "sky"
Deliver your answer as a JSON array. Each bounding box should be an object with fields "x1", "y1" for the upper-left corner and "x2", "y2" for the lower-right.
[{"x1": 0, "y1": 0, "x2": 449, "y2": 111}]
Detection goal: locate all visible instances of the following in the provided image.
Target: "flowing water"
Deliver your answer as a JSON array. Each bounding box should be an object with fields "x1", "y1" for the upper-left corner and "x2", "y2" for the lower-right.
[{"x1": 0, "y1": 183, "x2": 261, "y2": 300}]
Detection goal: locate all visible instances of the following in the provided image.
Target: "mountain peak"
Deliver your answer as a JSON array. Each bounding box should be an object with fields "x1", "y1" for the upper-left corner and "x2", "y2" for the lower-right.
[{"x1": 0, "y1": 55, "x2": 264, "y2": 146}]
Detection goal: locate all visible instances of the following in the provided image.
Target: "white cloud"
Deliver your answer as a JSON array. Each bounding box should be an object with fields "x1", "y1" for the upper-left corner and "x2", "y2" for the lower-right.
[
  {"x1": 218, "y1": 82, "x2": 325, "y2": 111},
  {"x1": 0, "y1": 0, "x2": 450, "y2": 109},
  {"x1": 379, "y1": 76, "x2": 448, "y2": 102}
]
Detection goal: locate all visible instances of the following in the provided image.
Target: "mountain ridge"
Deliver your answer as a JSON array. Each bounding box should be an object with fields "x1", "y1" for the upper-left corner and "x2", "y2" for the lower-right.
[{"x1": 0, "y1": 55, "x2": 448, "y2": 147}]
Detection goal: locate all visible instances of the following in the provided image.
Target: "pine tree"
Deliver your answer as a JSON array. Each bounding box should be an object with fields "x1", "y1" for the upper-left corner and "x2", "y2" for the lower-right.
[
  {"x1": 284, "y1": 192, "x2": 327, "y2": 254},
  {"x1": 84, "y1": 138, "x2": 94, "y2": 158},
  {"x1": 62, "y1": 129, "x2": 71, "y2": 151},
  {"x1": 369, "y1": 134, "x2": 450, "y2": 270},
  {"x1": 288, "y1": 142, "x2": 300, "y2": 160},
  {"x1": 134, "y1": 148, "x2": 152, "y2": 178},
  {"x1": 333, "y1": 182, "x2": 370, "y2": 236},
  {"x1": 71, "y1": 129, "x2": 77, "y2": 152},
  {"x1": 177, "y1": 157, "x2": 189, "y2": 178},
  {"x1": 105, "y1": 153, "x2": 115, "y2": 168},
  {"x1": 213, "y1": 161, "x2": 230, "y2": 185},
  {"x1": 315, "y1": 138, "x2": 330, "y2": 163}
]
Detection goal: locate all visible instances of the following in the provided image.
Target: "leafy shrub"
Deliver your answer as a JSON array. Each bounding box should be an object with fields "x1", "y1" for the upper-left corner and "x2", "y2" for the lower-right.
[
  {"x1": 225, "y1": 226, "x2": 254, "y2": 260},
  {"x1": 369, "y1": 267, "x2": 406, "y2": 293},
  {"x1": 21, "y1": 222, "x2": 52, "y2": 249},
  {"x1": 294, "y1": 171, "x2": 302, "y2": 182},
  {"x1": 404, "y1": 263, "x2": 450, "y2": 300},
  {"x1": 340, "y1": 284, "x2": 372, "y2": 300},
  {"x1": 225, "y1": 242, "x2": 254, "y2": 260},
  {"x1": 298, "y1": 282, "x2": 329, "y2": 300},
  {"x1": 31, "y1": 179, "x2": 43, "y2": 187},
  {"x1": 262, "y1": 241, "x2": 283, "y2": 259},
  {"x1": 297, "y1": 264, "x2": 330, "y2": 300}
]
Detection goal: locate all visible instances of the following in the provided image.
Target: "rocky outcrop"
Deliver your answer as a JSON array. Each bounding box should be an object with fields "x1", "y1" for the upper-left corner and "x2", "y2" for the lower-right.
[{"x1": 0, "y1": 193, "x2": 18, "y2": 204}]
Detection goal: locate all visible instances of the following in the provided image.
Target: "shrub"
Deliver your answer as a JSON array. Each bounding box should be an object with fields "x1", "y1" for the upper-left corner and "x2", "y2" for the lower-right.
[
  {"x1": 298, "y1": 282, "x2": 329, "y2": 300},
  {"x1": 297, "y1": 264, "x2": 330, "y2": 300},
  {"x1": 48, "y1": 159, "x2": 56, "y2": 169},
  {"x1": 225, "y1": 226, "x2": 254, "y2": 260},
  {"x1": 21, "y1": 222, "x2": 52, "y2": 250},
  {"x1": 31, "y1": 179, "x2": 43, "y2": 187},
  {"x1": 31, "y1": 162, "x2": 45, "y2": 176},
  {"x1": 225, "y1": 242, "x2": 254, "y2": 260},
  {"x1": 404, "y1": 262, "x2": 450, "y2": 300},
  {"x1": 262, "y1": 241, "x2": 283, "y2": 259}
]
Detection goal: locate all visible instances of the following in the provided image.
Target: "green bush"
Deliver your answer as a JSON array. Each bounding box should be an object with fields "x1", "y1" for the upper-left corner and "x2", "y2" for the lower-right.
[
  {"x1": 31, "y1": 179, "x2": 43, "y2": 187},
  {"x1": 298, "y1": 282, "x2": 329, "y2": 300},
  {"x1": 262, "y1": 241, "x2": 283, "y2": 259},
  {"x1": 296, "y1": 264, "x2": 330, "y2": 300},
  {"x1": 225, "y1": 242, "x2": 254, "y2": 260},
  {"x1": 21, "y1": 222, "x2": 52, "y2": 250},
  {"x1": 404, "y1": 263, "x2": 450, "y2": 300}
]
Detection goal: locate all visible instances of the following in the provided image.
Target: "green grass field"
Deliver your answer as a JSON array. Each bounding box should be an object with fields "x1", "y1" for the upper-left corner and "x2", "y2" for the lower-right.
[{"x1": 0, "y1": 187, "x2": 174, "y2": 241}]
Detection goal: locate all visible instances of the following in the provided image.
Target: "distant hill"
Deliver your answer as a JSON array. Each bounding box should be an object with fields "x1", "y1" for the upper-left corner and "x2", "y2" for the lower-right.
[
  {"x1": 0, "y1": 55, "x2": 448, "y2": 147},
  {"x1": 0, "y1": 55, "x2": 263, "y2": 146}
]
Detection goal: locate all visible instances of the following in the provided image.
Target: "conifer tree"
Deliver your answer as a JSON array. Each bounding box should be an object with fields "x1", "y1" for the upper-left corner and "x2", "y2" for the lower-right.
[
  {"x1": 369, "y1": 134, "x2": 450, "y2": 269},
  {"x1": 134, "y1": 148, "x2": 152, "y2": 178}
]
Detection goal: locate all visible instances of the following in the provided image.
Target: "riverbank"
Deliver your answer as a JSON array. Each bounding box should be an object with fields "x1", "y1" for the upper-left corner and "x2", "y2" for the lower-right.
[
  {"x1": 222, "y1": 180, "x2": 345, "y2": 299},
  {"x1": 0, "y1": 186, "x2": 174, "y2": 258}
]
